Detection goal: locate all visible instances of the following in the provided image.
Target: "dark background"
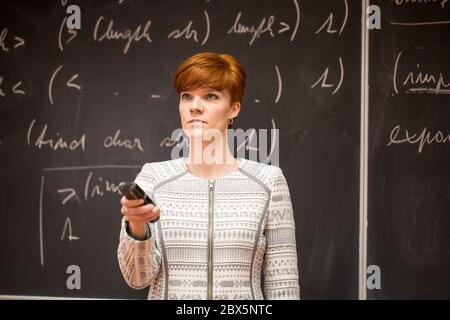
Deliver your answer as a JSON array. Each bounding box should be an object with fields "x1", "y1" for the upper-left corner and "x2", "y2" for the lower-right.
[
  {"x1": 368, "y1": 0, "x2": 450, "y2": 299},
  {"x1": 1, "y1": 0, "x2": 447, "y2": 300}
]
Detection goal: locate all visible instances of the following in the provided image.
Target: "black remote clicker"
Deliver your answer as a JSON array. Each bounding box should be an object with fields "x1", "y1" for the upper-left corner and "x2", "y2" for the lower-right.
[{"x1": 119, "y1": 182, "x2": 159, "y2": 223}]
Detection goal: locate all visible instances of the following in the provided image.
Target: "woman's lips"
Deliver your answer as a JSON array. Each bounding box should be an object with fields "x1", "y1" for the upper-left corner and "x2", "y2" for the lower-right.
[{"x1": 188, "y1": 120, "x2": 206, "y2": 124}]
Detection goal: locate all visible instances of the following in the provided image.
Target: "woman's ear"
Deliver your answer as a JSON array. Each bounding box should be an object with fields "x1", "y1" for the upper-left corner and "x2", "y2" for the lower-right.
[{"x1": 230, "y1": 101, "x2": 241, "y2": 118}]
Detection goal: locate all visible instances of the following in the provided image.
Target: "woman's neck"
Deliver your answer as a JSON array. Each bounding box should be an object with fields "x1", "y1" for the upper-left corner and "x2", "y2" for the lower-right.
[{"x1": 185, "y1": 137, "x2": 239, "y2": 180}]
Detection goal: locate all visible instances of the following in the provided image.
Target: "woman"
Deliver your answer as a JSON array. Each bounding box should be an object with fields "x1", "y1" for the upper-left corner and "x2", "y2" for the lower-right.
[{"x1": 117, "y1": 52, "x2": 300, "y2": 300}]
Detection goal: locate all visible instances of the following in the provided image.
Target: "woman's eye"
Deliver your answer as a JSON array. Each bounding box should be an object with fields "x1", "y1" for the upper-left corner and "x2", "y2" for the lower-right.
[
  {"x1": 206, "y1": 94, "x2": 218, "y2": 100},
  {"x1": 181, "y1": 94, "x2": 191, "y2": 100}
]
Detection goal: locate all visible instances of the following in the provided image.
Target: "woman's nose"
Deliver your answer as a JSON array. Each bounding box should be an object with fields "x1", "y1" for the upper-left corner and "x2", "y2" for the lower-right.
[{"x1": 190, "y1": 96, "x2": 204, "y2": 111}]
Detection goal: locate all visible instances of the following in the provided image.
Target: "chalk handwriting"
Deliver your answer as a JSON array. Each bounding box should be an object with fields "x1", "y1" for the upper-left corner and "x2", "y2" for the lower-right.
[
  {"x1": 58, "y1": 188, "x2": 82, "y2": 205},
  {"x1": 0, "y1": 76, "x2": 26, "y2": 97},
  {"x1": 12, "y1": 81, "x2": 25, "y2": 95},
  {"x1": 227, "y1": 11, "x2": 275, "y2": 45},
  {"x1": 168, "y1": 20, "x2": 199, "y2": 42},
  {"x1": 93, "y1": 16, "x2": 152, "y2": 54},
  {"x1": 61, "y1": 217, "x2": 79, "y2": 241},
  {"x1": 226, "y1": 0, "x2": 300, "y2": 45},
  {"x1": 394, "y1": 51, "x2": 450, "y2": 95},
  {"x1": 58, "y1": 16, "x2": 78, "y2": 51},
  {"x1": 27, "y1": 118, "x2": 86, "y2": 151},
  {"x1": 104, "y1": 129, "x2": 144, "y2": 151},
  {"x1": 311, "y1": 57, "x2": 344, "y2": 94},
  {"x1": 275, "y1": 65, "x2": 282, "y2": 103},
  {"x1": 161, "y1": 131, "x2": 184, "y2": 148},
  {"x1": 84, "y1": 171, "x2": 121, "y2": 201},
  {"x1": 0, "y1": 28, "x2": 25, "y2": 52},
  {"x1": 403, "y1": 65, "x2": 450, "y2": 95},
  {"x1": 48, "y1": 65, "x2": 81, "y2": 106},
  {"x1": 168, "y1": 11, "x2": 210, "y2": 45},
  {"x1": 388, "y1": 125, "x2": 450, "y2": 153},
  {"x1": 391, "y1": 0, "x2": 448, "y2": 9},
  {"x1": 315, "y1": 0, "x2": 348, "y2": 35}
]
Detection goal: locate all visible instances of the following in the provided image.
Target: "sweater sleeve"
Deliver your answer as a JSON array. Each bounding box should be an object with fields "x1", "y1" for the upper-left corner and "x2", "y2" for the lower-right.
[
  {"x1": 263, "y1": 167, "x2": 300, "y2": 300},
  {"x1": 117, "y1": 163, "x2": 163, "y2": 289}
]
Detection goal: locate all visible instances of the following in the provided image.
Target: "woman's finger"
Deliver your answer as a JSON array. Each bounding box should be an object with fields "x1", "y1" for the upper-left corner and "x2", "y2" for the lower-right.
[
  {"x1": 120, "y1": 196, "x2": 144, "y2": 207},
  {"x1": 126, "y1": 204, "x2": 156, "y2": 216}
]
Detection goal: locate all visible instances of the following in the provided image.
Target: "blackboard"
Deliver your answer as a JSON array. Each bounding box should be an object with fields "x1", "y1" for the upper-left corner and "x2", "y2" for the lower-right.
[
  {"x1": 6, "y1": 0, "x2": 447, "y2": 300},
  {"x1": 368, "y1": 0, "x2": 450, "y2": 299}
]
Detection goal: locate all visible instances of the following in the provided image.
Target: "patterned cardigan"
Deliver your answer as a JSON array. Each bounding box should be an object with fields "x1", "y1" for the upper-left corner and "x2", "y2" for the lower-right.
[{"x1": 117, "y1": 157, "x2": 300, "y2": 300}]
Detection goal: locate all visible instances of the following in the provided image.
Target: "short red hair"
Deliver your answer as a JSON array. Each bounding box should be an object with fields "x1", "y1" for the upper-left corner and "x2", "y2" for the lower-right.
[{"x1": 173, "y1": 52, "x2": 246, "y2": 104}]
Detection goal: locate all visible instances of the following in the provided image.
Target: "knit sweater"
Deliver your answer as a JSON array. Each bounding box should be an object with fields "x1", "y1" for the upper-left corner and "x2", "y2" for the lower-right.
[{"x1": 117, "y1": 157, "x2": 300, "y2": 300}]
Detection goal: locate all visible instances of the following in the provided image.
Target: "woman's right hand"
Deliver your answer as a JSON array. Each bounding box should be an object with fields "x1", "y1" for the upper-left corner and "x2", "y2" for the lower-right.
[{"x1": 120, "y1": 196, "x2": 160, "y2": 239}]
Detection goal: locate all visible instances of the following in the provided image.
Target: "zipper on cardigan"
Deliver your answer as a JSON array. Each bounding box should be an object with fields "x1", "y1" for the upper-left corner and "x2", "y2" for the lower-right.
[{"x1": 207, "y1": 180, "x2": 215, "y2": 300}]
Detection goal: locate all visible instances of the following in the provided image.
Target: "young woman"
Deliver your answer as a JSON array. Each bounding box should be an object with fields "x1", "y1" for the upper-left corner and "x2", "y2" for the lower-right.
[{"x1": 118, "y1": 52, "x2": 300, "y2": 300}]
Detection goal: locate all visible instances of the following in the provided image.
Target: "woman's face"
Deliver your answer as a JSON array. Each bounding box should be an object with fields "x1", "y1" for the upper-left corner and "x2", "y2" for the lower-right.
[{"x1": 179, "y1": 86, "x2": 240, "y2": 140}]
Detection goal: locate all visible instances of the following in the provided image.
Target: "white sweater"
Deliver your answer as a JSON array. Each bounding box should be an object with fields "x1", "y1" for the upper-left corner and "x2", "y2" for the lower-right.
[{"x1": 117, "y1": 157, "x2": 300, "y2": 300}]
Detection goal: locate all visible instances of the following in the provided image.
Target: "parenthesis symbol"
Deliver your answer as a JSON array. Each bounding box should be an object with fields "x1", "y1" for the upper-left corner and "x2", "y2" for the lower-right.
[
  {"x1": 49, "y1": 65, "x2": 63, "y2": 106},
  {"x1": 268, "y1": 118, "x2": 277, "y2": 161},
  {"x1": 202, "y1": 11, "x2": 210, "y2": 46},
  {"x1": 58, "y1": 16, "x2": 68, "y2": 51},
  {"x1": 393, "y1": 51, "x2": 402, "y2": 95},
  {"x1": 332, "y1": 57, "x2": 344, "y2": 95},
  {"x1": 339, "y1": 0, "x2": 348, "y2": 36},
  {"x1": 290, "y1": 0, "x2": 300, "y2": 41},
  {"x1": 275, "y1": 65, "x2": 282, "y2": 103}
]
